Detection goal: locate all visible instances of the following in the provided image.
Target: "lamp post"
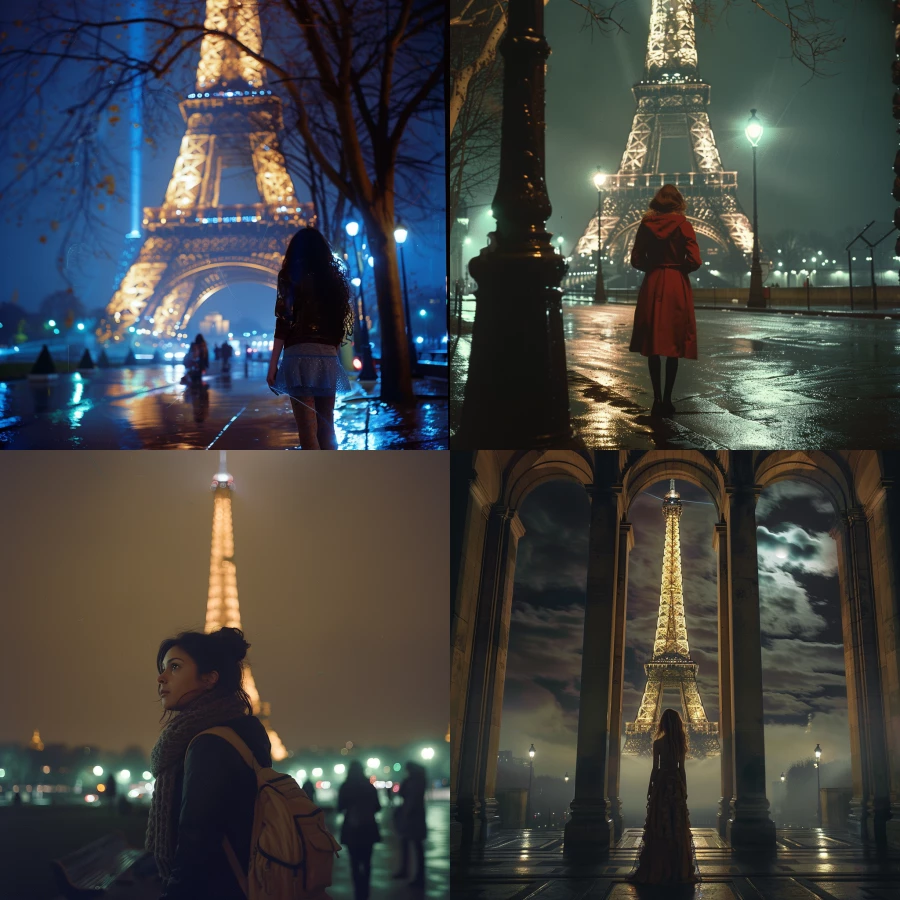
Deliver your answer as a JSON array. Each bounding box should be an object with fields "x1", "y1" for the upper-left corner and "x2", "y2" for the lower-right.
[
  {"x1": 745, "y1": 109, "x2": 766, "y2": 309},
  {"x1": 393, "y1": 223, "x2": 420, "y2": 377},
  {"x1": 526, "y1": 744, "x2": 535, "y2": 829},
  {"x1": 593, "y1": 170, "x2": 608, "y2": 304},
  {"x1": 455, "y1": 204, "x2": 469, "y2": 296},
  {"x1": 814, "y1": 744, "x2": 822, "y2": 827},
  {"x1": 345, "y1": 221, "x2": 377, "y2": 385}
]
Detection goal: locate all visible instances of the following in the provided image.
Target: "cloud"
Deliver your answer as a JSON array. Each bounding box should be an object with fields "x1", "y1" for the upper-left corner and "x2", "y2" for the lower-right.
[
  {"x1": 757, "y1": 525, "x2": 837, "y2": 578},
  {"x1": 756, "y1": 480, "x2": 834, "y2": 520}
]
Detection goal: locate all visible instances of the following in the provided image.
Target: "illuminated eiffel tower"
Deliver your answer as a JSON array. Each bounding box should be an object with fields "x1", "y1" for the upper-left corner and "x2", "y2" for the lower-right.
[
  {"x1": 208, "y1": 451, "x2": 288, "y2": 761},
  {"x1": 572, "y1": 0, "x2": 755, "y2": 272},
  {"x1": 97, "y1": 0, "x2": 314, "y2": 347},
  {"x1": 624, "y1": 480, "x2": 719, "y2": 759}
]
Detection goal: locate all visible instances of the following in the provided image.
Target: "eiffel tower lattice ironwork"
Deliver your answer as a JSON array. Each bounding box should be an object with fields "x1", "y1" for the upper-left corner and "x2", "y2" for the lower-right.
[
  {"x1": 572, "y1": 0, "x2": 756, "y2": 274},
  {"x1": 97, "y1": 0, "x2": 314, "y2": 347},
  {"x1": 624, "y1": 480, "x2": 719, "y2": 759},
  {"x1": 208, "y1": 450, "x2": 288, "y2": 762}
]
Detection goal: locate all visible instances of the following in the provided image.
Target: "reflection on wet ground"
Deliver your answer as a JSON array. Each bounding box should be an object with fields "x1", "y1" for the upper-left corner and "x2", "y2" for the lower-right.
[
  {"x1": 451, "y1": 826, "x2": 900, "y2": 899},
  {"x1": 451, "y1": 302, "x2": 900, "y2": 448},
  {"x1": 0, "y1": 363, "x2": 448, "y2": 449},
  {"x1": 326, "y1": 796, "x2": 448, "y2": 899}
]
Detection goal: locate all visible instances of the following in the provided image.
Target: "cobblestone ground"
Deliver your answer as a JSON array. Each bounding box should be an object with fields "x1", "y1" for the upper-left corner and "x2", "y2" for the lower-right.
[
  {"x1": 451, "y1": 301, "x2": 900, "y2": 449},
  {"x1": 451, "y1": 827, "x2": 900, "y2": 900}
]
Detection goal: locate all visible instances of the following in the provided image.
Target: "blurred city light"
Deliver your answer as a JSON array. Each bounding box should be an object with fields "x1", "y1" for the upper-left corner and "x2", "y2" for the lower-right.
[
  {"x1": 421, "y1": 747, "x2": 435, "y2": 760},
  {"x1": 367, "y1": 758, "x2": 380, "y2": 769},
  {"x1": 312, "y1": 767, "x2": 323, "y2": 778},
  {"x1": 334, "y1": 764, "x2": 346, "y2": 774},
  {"x1": 143, "y1": 771, "x2": 152, "y2": 780},
  {"x1": 92, "y1": 766, "x2": 103, "y2": 776}
]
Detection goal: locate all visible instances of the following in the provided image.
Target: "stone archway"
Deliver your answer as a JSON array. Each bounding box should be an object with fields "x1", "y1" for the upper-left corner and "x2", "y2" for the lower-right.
[{"x1": 451, "y1": 450, "x2": 899, "y2": 854}]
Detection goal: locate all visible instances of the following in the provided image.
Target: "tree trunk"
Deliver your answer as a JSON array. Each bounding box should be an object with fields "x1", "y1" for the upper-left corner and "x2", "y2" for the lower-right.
[{"x1": 365, "y1": 219, "x2": 413, "y2": 401}]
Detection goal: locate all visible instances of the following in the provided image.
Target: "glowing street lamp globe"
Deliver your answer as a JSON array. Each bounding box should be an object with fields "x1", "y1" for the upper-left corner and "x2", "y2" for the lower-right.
[
  {"x1": 421, "y1": 747, "x2": 435, "y2": 760},
  {"x1": 745, "y1": 109, "x2": 763, "y2": 147},
  {"x1": 528, "y1": 744, "x2": 535, "y2": 760},
  {"x1": 345, "y1": 221, "x2": 360, "y2": 237},
  {"x1": 814, "y1": 744, "x2": 822, "y2": 761},
  {"x1": 780, "y1": 772, "x2": 785, "y2": 782},
  {"x1": 592, "y1": 170, "x2": 607, "y2": 190},
  {"x1": 394, "y1": 224, "x2": 409, "y2": 244}
]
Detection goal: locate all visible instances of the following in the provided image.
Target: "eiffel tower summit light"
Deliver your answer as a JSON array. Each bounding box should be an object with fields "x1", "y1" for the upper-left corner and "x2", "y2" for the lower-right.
[
  {"x1": 207, "y1": 451, "x2": 288, "y2": 762},
  {"x1": 572, "y1": 0, "x2": 756, "y2": 272},
  {"x1": 624, "y1": 480, "x2": 720, "y2": 759},
  {"x1": 97, "y1": 0, "x2": 314, "y2": 348}
]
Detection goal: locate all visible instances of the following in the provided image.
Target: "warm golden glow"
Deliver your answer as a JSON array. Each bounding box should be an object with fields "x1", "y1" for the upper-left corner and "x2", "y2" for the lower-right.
[
  {"x1": 645, "y1": 0, "x2": 698, "y2": 78},
  {"x1": 197, "y1": 0, "x2": 265, "y2": 90}
]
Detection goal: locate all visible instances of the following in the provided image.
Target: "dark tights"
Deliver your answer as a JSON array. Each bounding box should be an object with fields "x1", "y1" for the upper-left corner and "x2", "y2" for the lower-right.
[{"x1": 648, "y1": 355, "x2": 678, "y2": 404}]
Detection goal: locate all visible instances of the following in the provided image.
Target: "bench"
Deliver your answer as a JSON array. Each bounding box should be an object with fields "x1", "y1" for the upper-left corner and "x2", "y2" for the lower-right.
[{"x1": 51, "y1": 831, "x2": 146, "y2": 898}]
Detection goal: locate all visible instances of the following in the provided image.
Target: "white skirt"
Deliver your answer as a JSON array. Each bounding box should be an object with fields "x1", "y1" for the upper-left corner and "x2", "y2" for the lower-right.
[{"x1": 273, "y1": 342, "x2": 351, "y2": 399}]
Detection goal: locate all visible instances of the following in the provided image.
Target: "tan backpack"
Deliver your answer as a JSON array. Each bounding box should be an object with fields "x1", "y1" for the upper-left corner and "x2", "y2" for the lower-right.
[{"x1": 188, "y1": 726, "x2": 342, "y2": 899}]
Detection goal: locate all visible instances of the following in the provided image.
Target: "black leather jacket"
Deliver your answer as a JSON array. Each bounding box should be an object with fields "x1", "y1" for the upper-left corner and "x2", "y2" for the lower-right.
[{"x1": 160, "y1": 714, "x2": 272, "y2": 900}]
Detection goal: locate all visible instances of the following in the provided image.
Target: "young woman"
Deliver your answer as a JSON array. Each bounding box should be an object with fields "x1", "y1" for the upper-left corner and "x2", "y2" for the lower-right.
[
  {"x1": 266, "y1": 227, "x2": 355, "y2": 450},
  {"x1": 629, "y1": 184, "x2": 703, "y2": 416},
  {"x1": 146, "y1": 627, "x2": 272, "y2": 900},
  {"x1": 393, "y1": 761, "x2": 427, "y2": 887},
  {"x1": 629, "y1": 708, "x2": 701, "y2": 886},
  {"x1": 337, "y1": 760, "x2": 382, "y2": 900}
]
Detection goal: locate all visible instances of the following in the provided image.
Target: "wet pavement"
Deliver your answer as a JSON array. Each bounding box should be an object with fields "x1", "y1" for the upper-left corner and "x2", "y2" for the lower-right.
[
  {"x1": 451, "y1": 301, "x2": 900, "y2": 449},
  {"x1": 451, "y1": 826, "x2": 900, "y2": 899},
  {"x1": 0, "y1": 362, "x2": 448, "y2": 449}
]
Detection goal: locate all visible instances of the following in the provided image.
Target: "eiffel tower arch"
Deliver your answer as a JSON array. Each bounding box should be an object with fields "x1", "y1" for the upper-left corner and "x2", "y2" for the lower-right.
[
  {"x1": 97, "y1": 0, "x2": 314, "y2": 347},
  {"x1": 570, "y1": 0, "x2": 757, "y2": 282}
]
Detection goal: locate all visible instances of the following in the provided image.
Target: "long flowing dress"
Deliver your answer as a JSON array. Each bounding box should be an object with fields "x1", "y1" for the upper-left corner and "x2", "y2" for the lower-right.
[
  {"x1": 629, "y1": 212, "x2": 703, "y2": 360},
  {"x1": 630, "y1": 737, "x2": 701, "y2": 885}
]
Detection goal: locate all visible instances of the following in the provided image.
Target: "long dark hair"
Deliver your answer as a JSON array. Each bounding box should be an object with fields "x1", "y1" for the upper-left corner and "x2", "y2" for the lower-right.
[
  {"x1": 279, "y1": 227, "x2": 353, "y2": 341},
  {"x1": 655, "y1": 707, "x2": 689, "y2": 760},
  {"x1": 156, "y1": 626, "x2": 253, "y2": 723}
]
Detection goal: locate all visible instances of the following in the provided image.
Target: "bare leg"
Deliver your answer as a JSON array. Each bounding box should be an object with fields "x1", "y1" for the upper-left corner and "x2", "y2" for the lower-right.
[
  {"x1": 315, "y1": 394, "x2": 338, "y2": 450},
  {"x1": 648, "y1": 355, "x2": 662, "y2": 404},
  {"x1": 663, "y1": 357, "x2": 679, "y2": 405},
  {"x1": 290, "y1": 397, "x2": 320, "y2": 449}
]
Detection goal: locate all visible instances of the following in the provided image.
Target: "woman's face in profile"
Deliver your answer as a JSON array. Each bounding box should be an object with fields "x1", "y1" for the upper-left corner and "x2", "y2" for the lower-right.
[{"x1": 157, "y1": 646, "x2": 217, "y2": 711}]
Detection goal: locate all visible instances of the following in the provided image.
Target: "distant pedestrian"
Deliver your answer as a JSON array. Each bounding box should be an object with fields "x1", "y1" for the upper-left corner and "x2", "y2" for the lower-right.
[
  {"x1": 183, "y1": 335, "x2": 209, "y2": 382},
  {"x1": 214, "y1": 344, "x2": 222, "y2": 362},
  {"x1": 12, "y1": 790, "x2": 22, "y2": 807},
  {"x1": 393, "y1": 762, "x2": 427, "y2": 887},
  {"x1": 266, "y1": 227, "x2": 354, "y2": 449},
  {"x1": 338, "y1": 760, "x2": 381, "y2": 900},
  {"x1": 105, "y1": 773, "x2": 118, "y2": 805},
  {"x1": 302, "y1": 778, "x2": 317, "y2": 805},
  {"x1": 629, "y1": 183, "x2": 702, "y2": 416},
  {"x1": 221, "y1": 341, "x2": 233, "y2": 373}
]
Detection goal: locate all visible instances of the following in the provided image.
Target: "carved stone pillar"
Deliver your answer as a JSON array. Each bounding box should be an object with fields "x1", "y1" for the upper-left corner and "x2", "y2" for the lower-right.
[
  {"x1": 454, "y1": 500, "x2": 526, "y2": 847},
  {"x1": 714, "y1": 520, "x2": 734, "y2": 840},
  {"x1": 456, "y1": 0, "x2": 569, "y2": 448},
  {"x1": 725, "y1": 452, "x2": 776, "y2": 848},
  {"x1": 564, "y1": 453, "x2": 621, "y2": 857},
  {"x1": 607, "y1": 521, "x2": 633, "y2": 842},
  {"x1": 833, "y1": 506, "x2": 891, "y2": 844}
]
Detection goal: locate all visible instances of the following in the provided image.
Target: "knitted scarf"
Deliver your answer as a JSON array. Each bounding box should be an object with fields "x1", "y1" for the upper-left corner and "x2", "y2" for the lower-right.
[{"x1": 145, "y1": 690, "x2": 248, "y2": 879}]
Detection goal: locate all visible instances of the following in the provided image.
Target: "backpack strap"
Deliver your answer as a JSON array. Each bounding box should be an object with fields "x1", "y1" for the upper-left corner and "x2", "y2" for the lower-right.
[{"x1": 187, "y1": 726, "x2": 256, "y2": 899}]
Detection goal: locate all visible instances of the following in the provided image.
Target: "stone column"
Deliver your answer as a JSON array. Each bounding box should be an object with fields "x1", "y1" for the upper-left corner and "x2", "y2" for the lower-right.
[
  {"x1": 454, "y1": 501, "x2": 526, "y2": 847},
  {"x1": 607, "y1": 521, "x2": 633, "y2": 842},
  {"x1": 714, "y1": 520, "x2": 735, "y2": 840},
  {"x1": 834, "y1": 507, "x2": 891, "y2": 844},
  {"x1": 725, "y1": 451, "x2": 776, "y2": 848},
  {"x1": 564, "y1": 452, "x2": 621, "y2": 857}
]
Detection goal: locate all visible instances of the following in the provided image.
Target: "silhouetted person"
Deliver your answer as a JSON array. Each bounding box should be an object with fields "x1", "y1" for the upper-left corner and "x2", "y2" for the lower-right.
[
  {"x1": 302, "y1": 778, "x2": 317, "y2": 805},
  {"x1": 628, "y1": 708, "x2": 700, "y2": 886},
  {"x1": 221, "y1": 341, "x2": 233, "y2": 373},
  {"x1": 105, "y1": 773, "x2": 118, "y2": 805},
  {"x1": 629, "y1": 183, "x2": 702, "y2": 416},
  {"x1": 12, "y1": 790, "x2": 22, "y2": 807},
  {"x1": 183, "y1": 336, "x2": 208, "y2": 383},
  {"x1": 267, "y1": 227, "x2": 354, "y2": 449},
  {"x1": 214, "y1": 344, "x2": 222, "y2": 362},
  {"x1": 338, "y1": 761, "x2": 381, "y2": 900},
  {"x1": 393, "y1": 762, "x2": 427, "y2": 887}
]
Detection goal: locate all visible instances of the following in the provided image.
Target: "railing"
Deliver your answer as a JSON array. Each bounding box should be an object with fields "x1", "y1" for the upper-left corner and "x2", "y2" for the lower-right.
[
  {"x1": 603, "y1": 172, "x2": 737, "y2": 190},
  {"x1": 142, "y1": 202, "x2": 316, "y2": 227}
]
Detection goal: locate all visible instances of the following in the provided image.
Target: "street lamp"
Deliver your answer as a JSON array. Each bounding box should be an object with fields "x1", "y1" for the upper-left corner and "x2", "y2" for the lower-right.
[
  {"x1": 526, "y1": 744, "x2": 535, "y2": 829},
  {"x1": 394, "y1": 223, "x2": 420, "y2": 377},
  {"x1": 745, "y1": 109, "x2": 765, "y2": 308},
  {"x1": 592, "y1": 169, "x2": 608, "y2": 304},
  {"x1": 344, "y1": 220, "x2": 377, "y2": 384},
  {"x1": 780, "y1": 772, "x2": 785, "y2": 783},
  {"x1": 814, "y1": 744, "x2": 822, "y2": 827}
]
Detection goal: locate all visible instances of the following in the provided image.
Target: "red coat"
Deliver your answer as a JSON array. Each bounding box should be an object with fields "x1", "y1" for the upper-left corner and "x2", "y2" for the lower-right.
[{"x1": 629, "y1": 212, "x2": 702, "y2": 359}]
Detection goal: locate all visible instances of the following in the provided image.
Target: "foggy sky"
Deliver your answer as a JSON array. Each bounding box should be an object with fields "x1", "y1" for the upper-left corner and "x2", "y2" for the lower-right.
[
  {"x1": 0, "y1": 451, "x2": 448, "y2": 755},
  {"x1": 0, "y1": 0, "x2": 445, "y2": 314},
  {"x1": 463, "y1": 0, "x2": 890, "y2": 265},
  {"x1": 500, "y1": 476, "x2": 848, "y2": 820}
]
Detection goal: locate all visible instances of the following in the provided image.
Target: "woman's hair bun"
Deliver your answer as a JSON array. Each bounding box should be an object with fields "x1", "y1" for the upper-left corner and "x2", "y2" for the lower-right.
[{"x1": 211, "y1": 626, "x2": 250, "y2": 661}]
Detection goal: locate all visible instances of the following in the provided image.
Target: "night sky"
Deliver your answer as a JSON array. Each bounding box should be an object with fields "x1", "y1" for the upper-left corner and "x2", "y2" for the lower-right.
[
  {"x1": 0, "y1": 0, "x2": 445, "y2": 317},
  {"x1": 500, "y1": 476, "x2": 848, "y2": 820},
  {"x1": 0, "y1": 451, "x2": 448, "y2": 756},
  {"x1": 463, "y1": 0, "x2": 890, "y2": 267}
]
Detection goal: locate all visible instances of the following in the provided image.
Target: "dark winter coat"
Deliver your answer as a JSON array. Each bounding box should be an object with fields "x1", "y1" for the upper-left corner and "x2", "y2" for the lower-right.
[
  {"x1": 159, "y1": 714, "x2": 272, "y2": 900},
  {"x1": 629, "y1": 212, "x2": 703, "y2": 359},
  {"x1": 337, "y1": 777, "x2": 382, "y2": 848},
  {"x1": 396, "y1": 773, "x2": 427, "y2": 842}
]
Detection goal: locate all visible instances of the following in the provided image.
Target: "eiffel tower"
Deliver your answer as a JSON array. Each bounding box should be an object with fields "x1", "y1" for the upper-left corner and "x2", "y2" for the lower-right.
[
  {"x1": 624, "y1": 480, "x2": 719, "y2": 759},
  {"x1": 207, "y1": 451, "x2": 288, "y2": 762},
  {"x1": 97, "y1": 0, "x2": 313, "y2": 347},
  {"x1": 572, "y1": 0, "x2": 755, "y2": 274}
]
